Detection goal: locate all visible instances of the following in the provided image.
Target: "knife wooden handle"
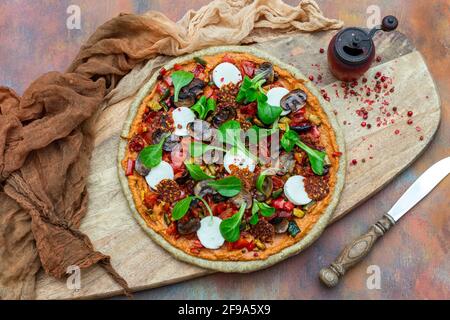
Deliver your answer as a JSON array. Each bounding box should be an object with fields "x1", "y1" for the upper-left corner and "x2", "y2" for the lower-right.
[{"x1": 319, "y1": 214, "x2": 395, "y2": 287}]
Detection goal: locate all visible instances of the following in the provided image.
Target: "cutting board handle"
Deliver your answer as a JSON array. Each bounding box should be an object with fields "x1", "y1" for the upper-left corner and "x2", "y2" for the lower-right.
[{"x1": 319, "y1": 214, "x2": 395, "y2": 287}]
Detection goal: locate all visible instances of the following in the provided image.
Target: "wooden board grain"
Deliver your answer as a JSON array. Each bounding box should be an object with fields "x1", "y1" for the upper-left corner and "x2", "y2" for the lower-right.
[{"x1": 35, "y1": 31, "x2": 440, "y2": 299}]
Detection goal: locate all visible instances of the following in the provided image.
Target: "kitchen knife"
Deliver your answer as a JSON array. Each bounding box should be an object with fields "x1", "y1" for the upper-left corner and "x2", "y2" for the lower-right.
[{"x1": 319, "y1": 157, "x2": 450, "y2": 287}]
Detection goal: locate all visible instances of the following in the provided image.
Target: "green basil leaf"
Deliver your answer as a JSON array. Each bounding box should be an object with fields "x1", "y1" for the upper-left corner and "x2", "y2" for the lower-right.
[
  {"x1": 172, "y1": 196, "x2": 193, "y2": 221},
  {"x1": 220, "y1": 203, "x2": 247, "y2": 242},
  {"x1": 257, "y1": 202, "x2": 276, "y2": 217},
  {"x1": 191, "y1": 96, "x2": 207, "y2": 119},
  {"x1": 236, "y1": 74, "x2": 266, "y2": 104},
  {"x1": 257, "y1": 93, "x2": 282, "y2": 125},
  {"x1": 280, "y1": 129, "x2": 299, "y2": 153},
  {"x1": 296, "y1": 140, "x2": 326, "y2": 175},
  {"x1": 138, "y1": 134, "x2": 168, "y2": 168},
  {"x1": 280, "y1": 128, "x2": 326, "y2": 175},
  {"x1": 218, "y1": 120, "x2": 241, "y2": 144},
  {"x1": 208, "y1": 176, "x2": 242, "y2": 197},
  {"x1": 249, "y1": 211, "x2": 259, "y2": 225},
  {"x1": 171, "y1": 70, "x2": 194, "y2": 102},
  {"x1": 205, "y1": 98, "x2": 217, "y2": 118},
  {"x1": 250, "y1": 200, "x2": 260, "y2": 225},
  {"x1": 256, "y1": 174, "x2": 266, "y2": 194},
  {"x1": 185, "y1": 163, "x2": 215, "y2": 181}
]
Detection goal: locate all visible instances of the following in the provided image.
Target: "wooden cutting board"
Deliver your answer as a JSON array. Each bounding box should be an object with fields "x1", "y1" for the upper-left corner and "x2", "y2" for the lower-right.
[{"x1": 35, "y1": 30, "x2": 440, "y2": 299}]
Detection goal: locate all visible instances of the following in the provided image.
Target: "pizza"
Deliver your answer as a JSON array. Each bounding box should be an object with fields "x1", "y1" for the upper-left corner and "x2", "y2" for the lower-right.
[{"x1": 119, "y1": 46, "x2": 345, "y2": 272}]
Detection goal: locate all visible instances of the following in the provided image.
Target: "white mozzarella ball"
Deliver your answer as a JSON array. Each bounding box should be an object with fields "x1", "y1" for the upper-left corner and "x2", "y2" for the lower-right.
[
  {"x1": 267, "y1": 87, "x2": 290, "y2": 115},
  {"x1": 173, "y1": 107, "x2": 196, "y2": 136},
  {"x1": 196, "y1": 216, "x2": 225, "y2": 249},
  {"x1": 223, "y1": 150, "x2": 256, "y2": 174},
  {"x1": 145, "y1": 161, "x2": 174, "y2": 189},
  {"x1": 284, "y1": 175, "x2": 312, "y2": 205},
  {"x1": 212, "y1": 62, "x2": 242, "y2": 88}
]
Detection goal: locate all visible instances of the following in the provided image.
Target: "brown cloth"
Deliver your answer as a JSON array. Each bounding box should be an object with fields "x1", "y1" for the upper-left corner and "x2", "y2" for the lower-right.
[{"x1": 0, "y1": 0, "x2": 342, "y2": 299}]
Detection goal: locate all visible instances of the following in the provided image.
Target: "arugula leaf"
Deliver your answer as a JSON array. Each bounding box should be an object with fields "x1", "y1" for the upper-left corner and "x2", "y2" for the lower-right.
[
  {"x1": 236, "y1": 73, "x2": 266, "y2": 104},
  {"x1": 256, "y1": 93, "x2": 283, "y2": 125},
  {"x1": 172, "y1": 196, "x2": 193, "y2": 220},
  {"x1": 189, "y1": 142, "x2": 225, "y2": 158},
  {"x1": 138, "y1": 134, "x2": 169, "y2": 168},
  {"x1": 208, "y1": 176, "x2": 242, "y2": 197},
  {"x1": 280, "y1": 128, "x2": 326, "y2": 175},
  {"x1": 171, "y1": 70, "x2": 194, "y2": 102},
  {"x1": 191, "y1": 96, "x2": 217, "y2": 120},
  {"x1": 220, "y1": 203, "x2": 247, "y2": 242},
  {"x1": 185, "y1": 163, "x2": 215, "y2": 181}
]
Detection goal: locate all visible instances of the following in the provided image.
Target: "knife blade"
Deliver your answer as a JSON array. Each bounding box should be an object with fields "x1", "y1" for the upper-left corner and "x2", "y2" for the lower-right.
[
  {"x1": 319, "y1": 157, "x2": 450, "y2": 287},
  {"x1": 387, "y1": 156, "x2": 450, "y2": 221}
]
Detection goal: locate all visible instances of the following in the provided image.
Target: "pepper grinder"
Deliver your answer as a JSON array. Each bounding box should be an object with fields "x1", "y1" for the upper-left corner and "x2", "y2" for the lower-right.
[{"x1": 327, "y1": 15, "x2": 399, "y2": 82}]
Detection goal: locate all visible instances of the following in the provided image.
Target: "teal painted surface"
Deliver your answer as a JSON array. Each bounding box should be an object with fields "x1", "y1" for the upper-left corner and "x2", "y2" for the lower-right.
[{"x1": 0, "y1": 0, "x2": 448, "y2": 299}]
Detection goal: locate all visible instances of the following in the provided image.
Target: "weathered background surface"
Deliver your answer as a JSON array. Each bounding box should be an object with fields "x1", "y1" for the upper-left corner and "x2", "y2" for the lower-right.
[{"x1": 0, "y1": 0, "x2": 448, "y2": 299}]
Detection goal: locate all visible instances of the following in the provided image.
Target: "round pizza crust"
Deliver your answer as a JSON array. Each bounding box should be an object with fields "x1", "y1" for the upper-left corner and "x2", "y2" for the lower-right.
[{"x1": 118, "y1": 46, "x2": 346, "y2": 273}]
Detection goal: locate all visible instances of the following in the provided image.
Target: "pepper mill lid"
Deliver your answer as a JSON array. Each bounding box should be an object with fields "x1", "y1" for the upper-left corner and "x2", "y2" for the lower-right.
[
  {"x1": 333, "y1": 27, "x2": 374, "y2": 65},
  {"x1": 333, "y1": 15, "x2": 399, "y2": 66}
]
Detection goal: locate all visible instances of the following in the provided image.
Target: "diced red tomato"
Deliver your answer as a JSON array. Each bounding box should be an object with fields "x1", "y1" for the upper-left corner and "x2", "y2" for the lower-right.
[
  {"x1": 125, "y1": 159, "x2": 135, "y2": 176},
  {"x1": 159, "y1": 67, "x2": 168, "y2": 76},
  {"x1": 144, "y1": 193, "x2": 158, "y2": 208},
  {"x1": 212, "y1": 202, "x2": 228, "y2": 216},
  {"x1": 272, "y1": 197, "x2": 295, "y2": 212},
  {"x1": 240, "y1": 60, "x2": 256, "y2": 77},
  {"x1": 272, "y1": 197, "x2": 286, "y2": 210},
  {"x1": 193, "y1": 64, "x2": 205, "y2": 78},
  {"x1": 156, "y1": 81, "x2": 168, "y2": 95},
  {"x1": 163, "y1": 75, "x2": 173, "y2": 87},
  {"x1": 218, "y1": 208, "x2": 235, "y2": 220},
  {"x1": 284, "y1": 201, "x2": 295, "y2": 212},
  {"x1": 231, "y1": 238, "x2": 255, "y2": 251},
  {"x1": 240, "y1": 102, "x2": 257, "y2": 116},
  {"x1": 173, "y1": 64, "x2": 183, "y2": 71}
]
